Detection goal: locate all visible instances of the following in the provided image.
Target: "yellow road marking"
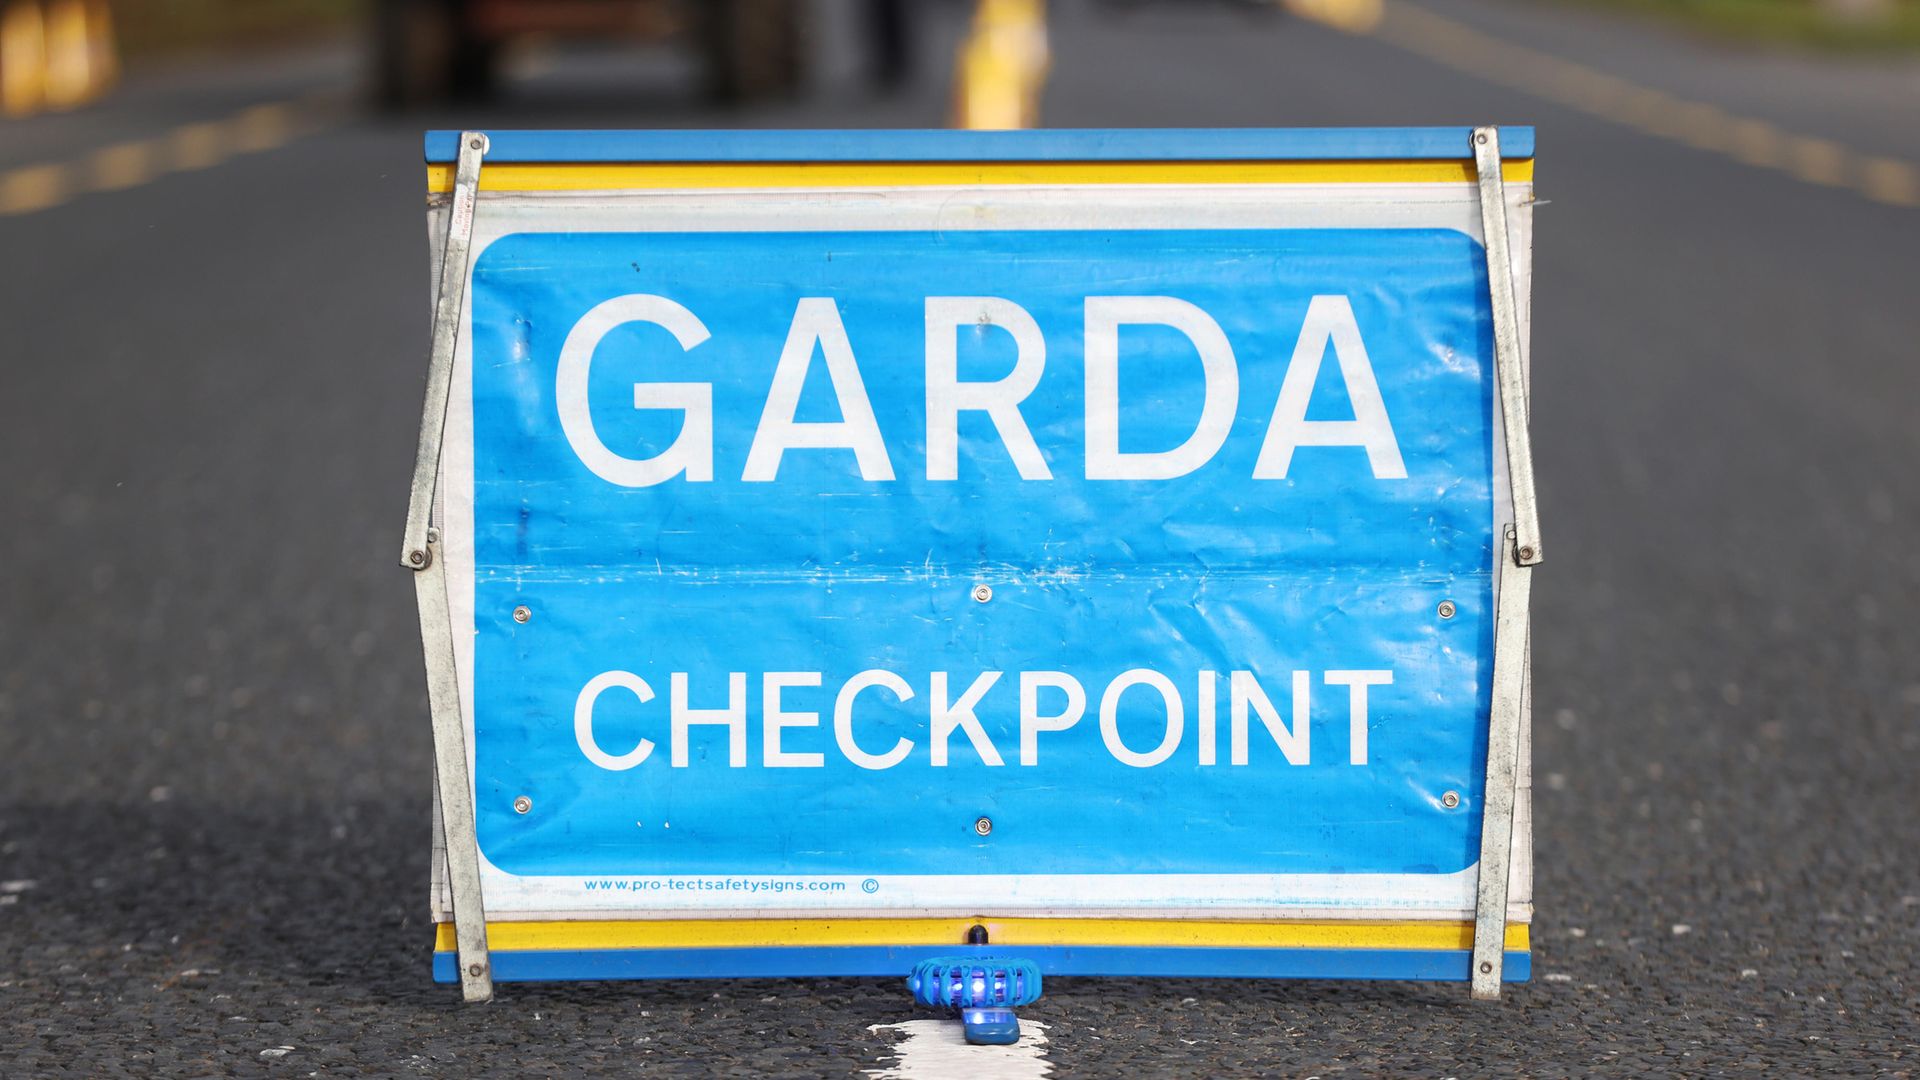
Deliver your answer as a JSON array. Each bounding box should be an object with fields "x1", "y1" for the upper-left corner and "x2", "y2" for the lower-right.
[
  {"x1": 227, "y1": 102, "x2": 293, "y2": 154},
  {"x1": 0, "y1": 91, "x2": 340, "y2": 218},
  {"x1": 165, "y1": 121, "x2": 227, "y2": 172},
  {"x1": 85, "y1": 138, "x2": 155, "y2": 192},
  {"x1": 0, "y1": 162, "x2": 70, "y2": 214},
  {"x1": 1787, "y1": 136, "x2": 1848, "y2": 187},
  {"x1": 953, "y1": 0, "x2": 1051, "y2": 130},
  {"x1": 1672, "y1": 102, "x2": 1736, "y2": 154},
  {"x1": 1614, "y1": 88, "x2": 1685, "y2": 138},
  {"x1": 1279, "y1": 0, "x2": 1383, "y2": 33},
  {"x1": 1860, "y1": 157, "x2": 1919, "y2": 207},
  {"x1": 1, "y1": 0, "x2": 49, "y2": 118},
  {"x1": 41, "y1": 0, "x2": 104, "y2": 111},
  {"x1": 1727, "y1": 118, "x2": 1784, "y2": 169},
  {"x1": 1294, "y1": 0, "x2": 1920, "y2": 211}
]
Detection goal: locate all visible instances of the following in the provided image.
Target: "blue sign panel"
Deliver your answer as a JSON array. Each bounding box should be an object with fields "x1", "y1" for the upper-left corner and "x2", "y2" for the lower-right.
[{"x1": 465, "y1": 226, "x2": 1495, "y2": 890}]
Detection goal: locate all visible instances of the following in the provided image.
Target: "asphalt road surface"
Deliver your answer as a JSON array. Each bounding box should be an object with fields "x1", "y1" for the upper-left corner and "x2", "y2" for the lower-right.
[{"x1": 3, "y1": 0, "x2": 1918, "y2": 1074}]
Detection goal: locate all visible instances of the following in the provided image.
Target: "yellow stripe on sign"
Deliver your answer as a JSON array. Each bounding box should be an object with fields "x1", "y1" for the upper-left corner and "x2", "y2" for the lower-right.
[
  {"x1": 433, "y1": 918, "x2": 1530, "y2": 953},
  {"x1": 425, "y1": 158, "x2": 1534, "y2": 194}
]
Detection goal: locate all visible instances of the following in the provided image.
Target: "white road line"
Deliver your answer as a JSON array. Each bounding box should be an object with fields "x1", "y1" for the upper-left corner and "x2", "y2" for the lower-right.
[
  {"x1": 1289, "y1": 0, "x2": 1920, "y2": 210},
  {"x1": 868, "y1": 1019, "x2": 1053, "y2": 1080}
]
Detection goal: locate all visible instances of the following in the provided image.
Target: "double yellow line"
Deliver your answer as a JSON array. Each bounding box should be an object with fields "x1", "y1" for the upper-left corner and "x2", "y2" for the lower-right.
[
  {"x1": 2, "y1": 0, "x2": 115, "y2": 117},
  {"x1": 1296, "y1": 0, "x2": 1918, "y2": 209},
  {"x1": 0, "y1": 91, "x2": 343, "y2": 217},
  {"x1": 952, "y1": 0, "x2": 1051, "y2": 130}
]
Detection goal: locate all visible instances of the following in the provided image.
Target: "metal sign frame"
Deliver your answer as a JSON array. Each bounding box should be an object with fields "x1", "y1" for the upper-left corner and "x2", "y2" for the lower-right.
[
  {"x1": 401, "y1": 127, "x2": 1541, "y2": 1004},
  {"x1": 406, "y1": 131, "x2": 492, "y2": 1003},
  {"x1": 1467, "y1": 125, "x2": 1539, "y2": 1001}
]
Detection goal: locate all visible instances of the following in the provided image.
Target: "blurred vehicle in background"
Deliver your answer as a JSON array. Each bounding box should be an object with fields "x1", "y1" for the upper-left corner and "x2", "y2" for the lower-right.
[{"x1": 371, "y1": 0, "x2": 812, "y2": 108}]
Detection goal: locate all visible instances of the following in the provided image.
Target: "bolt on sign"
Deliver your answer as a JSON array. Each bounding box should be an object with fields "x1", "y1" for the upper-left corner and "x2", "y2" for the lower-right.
[{"x1": 402, "y1": 128, "x2": 1543, "y2": 1005}]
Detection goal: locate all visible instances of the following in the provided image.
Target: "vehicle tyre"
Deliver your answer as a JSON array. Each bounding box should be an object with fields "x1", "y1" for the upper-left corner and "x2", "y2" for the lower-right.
[
  {"x1": 865, "y1": 0, "x2": 911, "y2": 89},
  {"x1": 445, "y1": 0, "x2": 498, "y2": 103},
  {"x1": 447, "y1": 31, "x2": 498, "y2": 102},
  {"x1": 371, "y1": 0, "x2": 454, "y2": 110},
  {"x1": 701, "y1": 0, "x2": 805, "y2": 105}
]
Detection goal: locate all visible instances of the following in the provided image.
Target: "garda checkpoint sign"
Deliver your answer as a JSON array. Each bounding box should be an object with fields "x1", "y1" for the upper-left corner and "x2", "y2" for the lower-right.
[{"x1": 402, "y1": 127, "x2": 1542, "y2": 1002}]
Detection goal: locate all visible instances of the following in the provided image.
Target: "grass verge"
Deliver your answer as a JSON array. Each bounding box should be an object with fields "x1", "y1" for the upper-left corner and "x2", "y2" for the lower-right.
[{"x1": 1554, "y1": 0, "x2": 1920, "y2": 51}]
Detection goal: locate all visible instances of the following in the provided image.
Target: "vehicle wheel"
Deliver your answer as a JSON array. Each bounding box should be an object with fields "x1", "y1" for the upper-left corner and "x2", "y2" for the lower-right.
[
  {"x1": 447, "y1": 30, "x2": 498, "y2": 102},
  {"x1": 865, "y1": 0, "x2": 911, "y2": 89},
  {"x1": 701, "y1": 0, "x2": 805, "y2": 105},
  {"x1": 371, "y1": 0, "x2": 454, "y2": 110},
  {"x1": 372, "y1": 0, "x2": 495, "y2": 108}
]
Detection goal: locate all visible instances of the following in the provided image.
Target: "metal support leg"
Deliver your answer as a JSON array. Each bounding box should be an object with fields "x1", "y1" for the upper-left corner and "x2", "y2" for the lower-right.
[
  {"x1": 1469, "y1": 124, "x2": 1544, "y2": 1000},
  {"x1": 400, "y1": 130, "x2": 491, "y2": 1001},
  {"x1": 1471, "y1": 526, "x2": 1532, "y2": 1000},
  {"x1": 400, "y1": 130, "x2": 487, "y2": 570},
  {"x1": 1472, "y1": 126, "x2": 1543, "y2": 567},
  {"x1": 414, "y1": 531, "x2": 493, "y2": 1002}
]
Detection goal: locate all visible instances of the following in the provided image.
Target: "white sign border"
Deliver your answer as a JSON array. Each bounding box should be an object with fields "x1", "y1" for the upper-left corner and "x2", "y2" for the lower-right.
[{"x1": 430, "y1": 181, "x2": 1535, "y2": 921}]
